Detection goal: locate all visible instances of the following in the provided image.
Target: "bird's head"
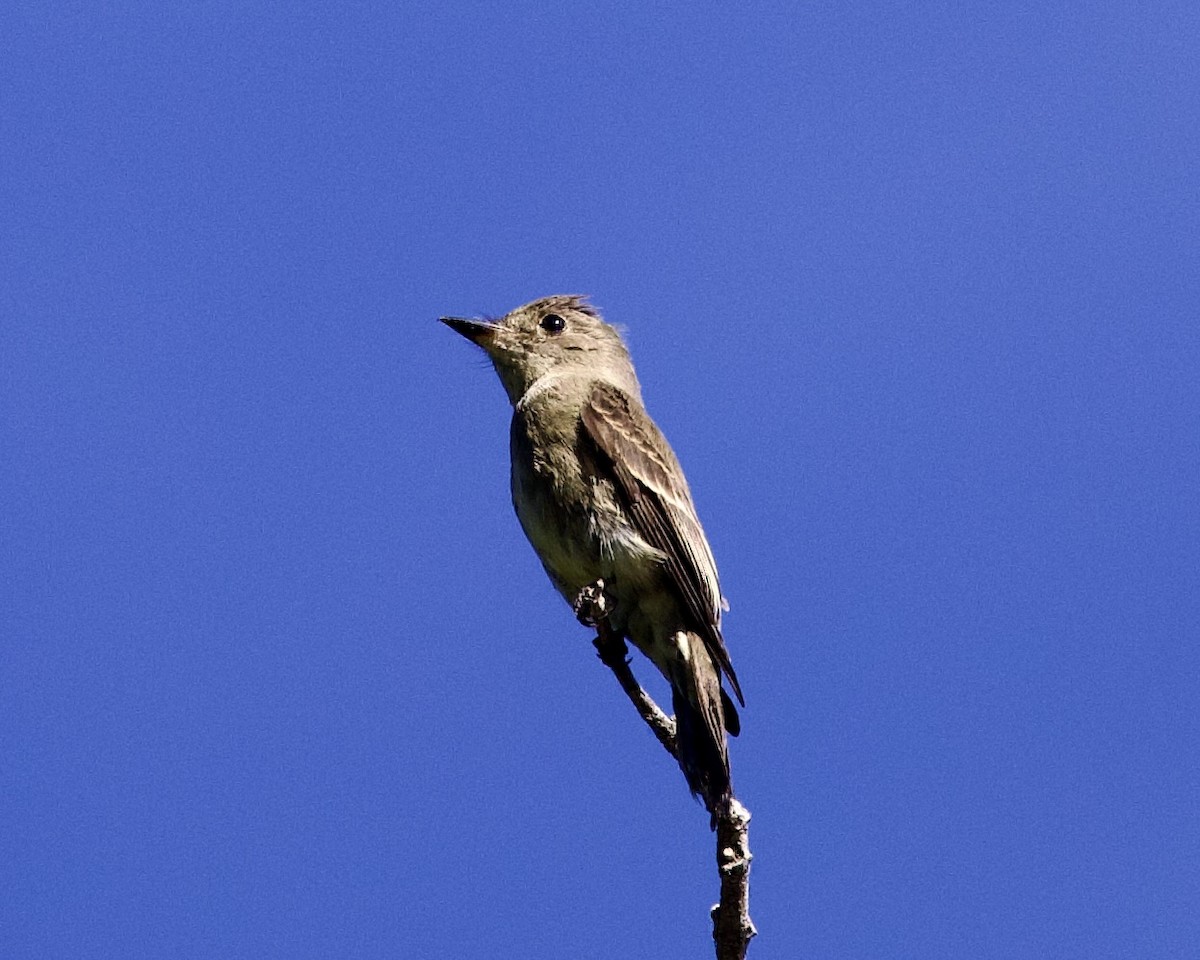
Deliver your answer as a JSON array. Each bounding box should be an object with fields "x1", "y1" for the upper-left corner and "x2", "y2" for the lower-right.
[{"x1": 441, "y1": 295, "x2": 638, "y2": 404}]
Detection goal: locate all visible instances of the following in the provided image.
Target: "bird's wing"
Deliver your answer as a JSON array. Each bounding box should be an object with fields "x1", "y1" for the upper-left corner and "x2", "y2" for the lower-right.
[{"x1": 580, "y1": 381, "x2": 744, "y2": 705}]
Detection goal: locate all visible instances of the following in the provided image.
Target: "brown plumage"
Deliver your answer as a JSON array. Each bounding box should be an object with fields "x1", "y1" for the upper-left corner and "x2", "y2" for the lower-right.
[{"x1": 442, "y1": 295, "x2": 742, "y2": 815}]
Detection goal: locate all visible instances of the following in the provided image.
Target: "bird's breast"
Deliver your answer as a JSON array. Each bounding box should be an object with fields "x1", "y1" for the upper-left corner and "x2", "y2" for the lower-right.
[{"x1": 509, "y1": 407, "x2": 659, "y2": 601}]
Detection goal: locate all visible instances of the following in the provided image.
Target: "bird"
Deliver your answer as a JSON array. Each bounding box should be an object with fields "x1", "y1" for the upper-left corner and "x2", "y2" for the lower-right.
[{"x1": 441, "y1": 295, "x2": 742, "y2": 816}]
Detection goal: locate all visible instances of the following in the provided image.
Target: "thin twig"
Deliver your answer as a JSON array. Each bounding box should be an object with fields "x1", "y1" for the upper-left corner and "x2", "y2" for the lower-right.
[
  {"x1": 592, "y1": 627, "x2": 677, "y2": 756},
  {"x1": 580, "y1": 587, "x2": 756, "y2": 960},
  {"x1": 711, "y1": 798, "x2": 756, "y2": 960}
]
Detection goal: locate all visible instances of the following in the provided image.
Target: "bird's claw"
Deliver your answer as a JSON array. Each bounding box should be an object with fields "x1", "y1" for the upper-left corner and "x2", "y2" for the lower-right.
[{"x1": 573, "y1": 579, "x2": 612, "y2": 627}]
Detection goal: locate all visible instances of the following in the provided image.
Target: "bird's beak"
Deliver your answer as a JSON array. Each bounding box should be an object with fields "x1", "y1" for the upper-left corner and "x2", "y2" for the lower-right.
[{"x1": 440, "y1": 316, "x2": 496, "y2": 344}]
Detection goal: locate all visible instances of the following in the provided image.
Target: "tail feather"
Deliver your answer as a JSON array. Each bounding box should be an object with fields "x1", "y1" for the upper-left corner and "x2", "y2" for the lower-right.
[
  {"x1": 669, "y1": 631, "x2": 732, "y2": 818},
  {"x1": 721, "y1": 688, "x2": 741, "y2": 737}
]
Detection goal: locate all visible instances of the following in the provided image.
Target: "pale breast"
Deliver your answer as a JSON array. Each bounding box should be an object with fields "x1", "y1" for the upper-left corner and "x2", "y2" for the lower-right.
[{"x1": 509, "y1": 405, "x2": 662, "y2": 602}]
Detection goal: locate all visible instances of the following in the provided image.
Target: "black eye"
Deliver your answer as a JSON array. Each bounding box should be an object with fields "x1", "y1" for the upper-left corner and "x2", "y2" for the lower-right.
[{"x1": 540, "y1": 313, "x2": 566, "y2": 333}]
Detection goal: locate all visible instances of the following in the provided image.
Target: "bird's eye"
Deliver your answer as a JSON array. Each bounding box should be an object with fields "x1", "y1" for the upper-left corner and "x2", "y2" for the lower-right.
[{"x1": 540, "y1": 313, "x2": 566, "y2": 334}]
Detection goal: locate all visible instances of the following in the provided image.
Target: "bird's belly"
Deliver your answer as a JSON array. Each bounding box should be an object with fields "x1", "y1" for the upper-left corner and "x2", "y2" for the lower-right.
[
  {"x1": 512, "y1": 460, "x2": 659, "y2": 603},
  {"x1": 512, "y1": 476, "x2": 603, "y2": 594}
]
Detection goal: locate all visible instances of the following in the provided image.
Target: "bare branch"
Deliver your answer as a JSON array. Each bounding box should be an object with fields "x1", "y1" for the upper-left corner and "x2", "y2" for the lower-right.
[
  {"x1": 711, "y1": 798, "x2": 756, "y2": 959},
  {"x1": 592, "y1": 628, "x2": 678, "y2": 756},
  {"x1": 578, "y1": 582, "x2": 756, "y2": 960}
]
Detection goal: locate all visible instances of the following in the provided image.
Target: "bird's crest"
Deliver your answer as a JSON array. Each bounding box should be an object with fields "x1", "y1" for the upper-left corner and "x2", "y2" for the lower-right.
[{"x1": 537, "y1": 294, "x2": 599, "y2": 319}]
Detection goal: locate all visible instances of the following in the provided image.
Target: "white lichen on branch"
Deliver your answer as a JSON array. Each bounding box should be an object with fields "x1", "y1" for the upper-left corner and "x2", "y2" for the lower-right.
[{"x1": 712, "y1": 798, "x2": 756, "y2": 960}]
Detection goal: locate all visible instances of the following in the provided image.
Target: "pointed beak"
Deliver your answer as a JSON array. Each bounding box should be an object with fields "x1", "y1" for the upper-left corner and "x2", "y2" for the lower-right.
[{"x1": 440, "y1": 316, "x2": 496, "y2": 344}]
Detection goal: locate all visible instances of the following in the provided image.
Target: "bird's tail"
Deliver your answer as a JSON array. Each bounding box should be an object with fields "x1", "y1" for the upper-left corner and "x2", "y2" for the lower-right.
[{"x1": 669, "y1": 631, "x2": 733, "y2": 820}]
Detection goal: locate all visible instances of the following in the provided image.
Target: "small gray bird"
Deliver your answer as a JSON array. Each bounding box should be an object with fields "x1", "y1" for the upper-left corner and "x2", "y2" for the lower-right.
[{"x1": 441, "y1": 295, "x2": 742, "y2": 815}]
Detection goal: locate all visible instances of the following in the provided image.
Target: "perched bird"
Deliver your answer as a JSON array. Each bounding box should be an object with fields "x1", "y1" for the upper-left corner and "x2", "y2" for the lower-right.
[{"x1": 441, "y1": 295, "x2": 742, "y2": 815}]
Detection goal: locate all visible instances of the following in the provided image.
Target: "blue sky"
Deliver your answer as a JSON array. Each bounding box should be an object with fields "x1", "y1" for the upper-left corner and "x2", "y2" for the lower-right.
[{"x1": 3, "y1": 2, "x2": 1198, "y2": 958}]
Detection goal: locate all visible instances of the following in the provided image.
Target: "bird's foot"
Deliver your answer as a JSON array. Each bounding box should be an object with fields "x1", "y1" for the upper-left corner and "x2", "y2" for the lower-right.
[{"x1": 573, "y1": 579, "x2": 612, "y2": 627}]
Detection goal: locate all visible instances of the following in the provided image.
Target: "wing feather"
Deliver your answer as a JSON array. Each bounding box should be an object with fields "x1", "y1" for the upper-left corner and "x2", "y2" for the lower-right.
[{"x1": 581, "y1": 382, "x2": 744, "y2": 705}]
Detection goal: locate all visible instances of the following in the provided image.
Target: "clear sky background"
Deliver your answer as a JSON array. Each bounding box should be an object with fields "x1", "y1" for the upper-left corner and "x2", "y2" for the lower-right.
[{"x1": 3, "y1": 3, "x2": 1198, "y2": 958}]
